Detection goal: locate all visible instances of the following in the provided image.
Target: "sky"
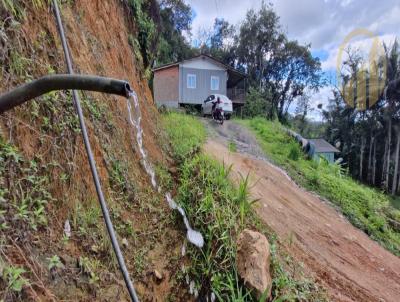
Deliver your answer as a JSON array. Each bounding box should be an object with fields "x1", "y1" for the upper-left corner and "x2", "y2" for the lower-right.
[{"x1": 186, "y1": 0, "x2": 400, "y2": 120}]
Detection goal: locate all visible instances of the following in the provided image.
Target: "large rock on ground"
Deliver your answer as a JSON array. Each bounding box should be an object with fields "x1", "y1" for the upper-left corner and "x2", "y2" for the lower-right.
[{"x1": 236, "y1": 229, "x2": 272, "y2": 300}]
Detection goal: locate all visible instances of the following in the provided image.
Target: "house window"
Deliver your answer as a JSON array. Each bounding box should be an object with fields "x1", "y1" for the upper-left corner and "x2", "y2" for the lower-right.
[
  {"x1": 211, "y1": 76, "x2": 219, "y2": 90},
  {"x1": 187, "y1": 74, "x2": 196, "y2": 89}
]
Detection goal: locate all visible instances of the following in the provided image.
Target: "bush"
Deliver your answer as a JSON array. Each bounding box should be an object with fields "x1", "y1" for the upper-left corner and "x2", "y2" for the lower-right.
[
  {"x1": 242, "y1": 87, "x2": 275, "y2": 119},
  {"x1": 126, "y1": 0, "x2": 158, "y2": 68},
  {"x1": 288, "y1": 143, "x2": 300, "y2": 161}
]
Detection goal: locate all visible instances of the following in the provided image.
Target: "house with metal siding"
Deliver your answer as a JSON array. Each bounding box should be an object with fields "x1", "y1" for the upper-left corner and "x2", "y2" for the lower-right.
[{"x1": 153, "y1": 54, "x2": 246, "y2": 108}]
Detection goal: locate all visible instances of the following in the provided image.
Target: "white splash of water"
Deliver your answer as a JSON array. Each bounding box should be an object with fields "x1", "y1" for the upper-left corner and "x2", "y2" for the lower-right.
[{"x1": 126, "y1": 92, "x2": 204, "y2": 248}]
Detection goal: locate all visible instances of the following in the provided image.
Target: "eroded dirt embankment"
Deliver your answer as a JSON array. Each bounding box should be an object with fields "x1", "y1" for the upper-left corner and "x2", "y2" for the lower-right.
[
  {"x1": 204, "y1": 120, "x2": 400, "y2": 302},
  {"x1": 1, "y1": 1, "x2": 191, "y2": 301}
]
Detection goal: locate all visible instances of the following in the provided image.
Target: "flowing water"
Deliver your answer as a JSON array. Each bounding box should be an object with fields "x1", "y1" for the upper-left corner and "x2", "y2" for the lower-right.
[{"x1": 126, "y1": 92, "x2": 204, "y2": 248}]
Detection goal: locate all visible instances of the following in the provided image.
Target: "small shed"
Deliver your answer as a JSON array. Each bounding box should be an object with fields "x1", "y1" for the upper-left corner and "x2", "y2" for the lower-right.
[{"x1": 307, "y1": 139, "x2": 340, "y2": 163}]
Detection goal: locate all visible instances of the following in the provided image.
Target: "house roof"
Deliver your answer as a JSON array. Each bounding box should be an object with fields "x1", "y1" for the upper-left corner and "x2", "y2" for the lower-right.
[
  {"x1": 308, "y1": 139, "x2": 340, "y2": 153},
  {"x1": 152, "y1": 54, "x2": 246, "y2": 86}
]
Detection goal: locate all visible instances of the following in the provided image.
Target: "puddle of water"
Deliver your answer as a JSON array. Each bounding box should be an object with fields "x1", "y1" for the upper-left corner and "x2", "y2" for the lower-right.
[{"x1": 126, "y1": 92, "x2": 204, "y2": 248}]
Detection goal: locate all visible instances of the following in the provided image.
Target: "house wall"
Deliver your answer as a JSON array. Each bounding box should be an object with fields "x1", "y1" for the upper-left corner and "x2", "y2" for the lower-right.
[
  {"x1": 179, "y1": 67, "x2": 227, "y2": 104},
  {"x1": 314, "y1": 152, "x2": 335, "y2": 163},
  {"x1": 153, "y1": 66, "x2": 179, "y2": 108}
]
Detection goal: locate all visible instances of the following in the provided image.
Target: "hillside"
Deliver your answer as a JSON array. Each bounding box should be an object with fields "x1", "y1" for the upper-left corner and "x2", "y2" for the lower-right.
[
  {"x1": 0, "y1": 1, "x2": 189, "y2": 301},
  {"x1": 3, "y1": 1, "x2": 398, "y2": 302},
  {"x1": 203, "y1": 119, "x2": 400, "y2": 302},
  {"x1": 1, "y1": 2, "x2": 325, "y2": 302},
  {"x1": 240, "y1": 118, "x2": 400, "y2": 256}
]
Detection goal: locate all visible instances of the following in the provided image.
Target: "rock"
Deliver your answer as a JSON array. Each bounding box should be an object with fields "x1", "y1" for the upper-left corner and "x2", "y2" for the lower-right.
[
  {"x1": 64, "y1": 219, "x2": 71, "y2": 238},
  {"x1": 388, "y1": 218, "x2": 400, "y2": 232},
  {"x1": 236, "y1": 229, "x2": 272, "y2": 300},
  {"x1": 153, "y1": 269, "x2": 163, "y2": 280},
  {"x1": 121, "y1": 238, "x2": 129, "y2": 248},
  {"x1": 90, "y1": 244, "x2": 99, "y2": 253},
  {"x1": 59, "y1": 254, "x2": 77, "y2": 269}
]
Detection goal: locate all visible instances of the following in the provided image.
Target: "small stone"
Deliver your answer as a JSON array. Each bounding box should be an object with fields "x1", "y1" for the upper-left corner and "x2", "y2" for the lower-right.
[
  {"x1": 121, "y1": 238, "x2": 129, "y2": 248},
  {"x1": 60, "y1": 254, "x2": 75, "y2": 268},
  {"x1": 154, "y1": 269, "x2": 163, "y2": 280},
  {"x1": 64, "y1": 219, "x2": 71, "y2": 238},
  {"x1": 90, "y1": 245, "x2": 99, "y2": 253},
  {"x1": 189, "y1": 280, "x2": 195, "y2": 295},
  {"x1": 211, "y1": 292, "x2": 216, "y2": 302}
]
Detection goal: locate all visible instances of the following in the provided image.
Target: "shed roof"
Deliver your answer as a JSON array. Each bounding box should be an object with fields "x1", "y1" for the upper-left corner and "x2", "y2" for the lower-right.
[{"x1": 308, "y1": 139, "x2": 340, "y2": 153}]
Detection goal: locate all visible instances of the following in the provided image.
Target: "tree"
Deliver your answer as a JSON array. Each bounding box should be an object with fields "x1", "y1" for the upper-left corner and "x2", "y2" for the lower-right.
[
  {"x1": 235, "y1": 2, "x2": 322, "y2": 121},
  {"x1": 156, "y1": 0, "x2": 196, "y2": 64},
  {"x1": 294, "y1": 94, "x2": 312, "y2": 134},
  {"x1": 270, "y1": 41, "x2": 322, "y2": 121},
  {"x1": 236, "y1": 3, "x2": 283, "y2": 90},
  {"x1": 322, "y1": 39, "x2": 400, "y2": 194},
  {"x1": 195, "y1": 18, "x2": 236, "y2": 66},
  {"x1": 242, "y1": 87, "x2": 271, "y2": 118}
]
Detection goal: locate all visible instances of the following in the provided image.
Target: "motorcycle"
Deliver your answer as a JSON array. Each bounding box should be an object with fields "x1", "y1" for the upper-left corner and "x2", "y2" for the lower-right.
[{"x1": 212, "y1": 107, "x2": 224, "y2": 125}]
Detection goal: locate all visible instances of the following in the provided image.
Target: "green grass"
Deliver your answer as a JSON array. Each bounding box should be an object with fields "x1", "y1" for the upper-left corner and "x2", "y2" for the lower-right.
[
  {"x1": 1, "y1": 0, "x2": 48, "y2": 20},
  {"x1": 391, "y1": 197, "x2": 400, "y2": 210},
  {"x1": 163, "y1": 112, "x2": 206, "y2": 161},
  {"x1": 162, "y1": 113, "x2": 327, "y2": 301},
  {"x1": 239, "y1": 117, "x2": 400, "y2": 256},
  {"x1": 228, "y1": 140, "x2": 237, "y2": 153}
]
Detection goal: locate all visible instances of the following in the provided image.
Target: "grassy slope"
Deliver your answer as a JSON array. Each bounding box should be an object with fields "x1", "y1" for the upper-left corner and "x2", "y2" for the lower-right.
[
  {"x1": 239, "y1": 118, "x2": 400, "y2": 256},
  {"x1": 162, "y1": 112, "x2": 327, "y2": 302}
]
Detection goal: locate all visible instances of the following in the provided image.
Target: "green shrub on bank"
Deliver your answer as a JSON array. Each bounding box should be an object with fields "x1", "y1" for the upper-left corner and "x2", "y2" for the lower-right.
[{"x1": 241, "y1": 117, "x2": 400, "y2": 256}]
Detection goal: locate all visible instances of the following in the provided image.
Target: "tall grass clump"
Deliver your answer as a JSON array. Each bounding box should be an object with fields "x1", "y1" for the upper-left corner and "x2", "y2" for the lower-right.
[{"x1": 240, "y1": 117, "x2": 400, "y2": 256}]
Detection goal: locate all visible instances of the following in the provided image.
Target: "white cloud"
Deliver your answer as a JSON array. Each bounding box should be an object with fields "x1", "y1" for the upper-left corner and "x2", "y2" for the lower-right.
[
  {"x1": 187, "y1": 0, "x2": 399, "y2": 51},
  {"x1": 322, "y1": 33, "x2": 397, "y2": 78}
]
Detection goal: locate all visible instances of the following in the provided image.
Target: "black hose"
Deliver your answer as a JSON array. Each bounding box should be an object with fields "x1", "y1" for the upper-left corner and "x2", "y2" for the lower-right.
[
  {"x1": 52, "y1": 1, "x2": 140, "y2": 301},
  {"x1": 0, "y1": 74, "x2": 131, "y2": 113}
]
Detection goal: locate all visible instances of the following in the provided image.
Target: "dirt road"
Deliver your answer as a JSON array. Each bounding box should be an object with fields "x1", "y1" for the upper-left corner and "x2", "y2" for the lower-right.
[{"x1": 203, "y1": 120, "x2": 400, "y2": 302}]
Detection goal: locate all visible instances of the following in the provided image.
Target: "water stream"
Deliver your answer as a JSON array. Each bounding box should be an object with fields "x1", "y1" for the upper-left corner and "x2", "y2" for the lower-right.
[{"x1": 126, "y1": 92, "x2": 204, "y2": 248}]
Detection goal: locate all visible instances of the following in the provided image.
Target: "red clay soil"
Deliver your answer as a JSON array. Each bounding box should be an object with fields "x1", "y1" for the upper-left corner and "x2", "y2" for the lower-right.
[
  {"x1": 0, "y1": 1, "x2": 187, "y2": 300},
  {"x1": 205, "y1": 138, "x2": 400, "y2": 302}
]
